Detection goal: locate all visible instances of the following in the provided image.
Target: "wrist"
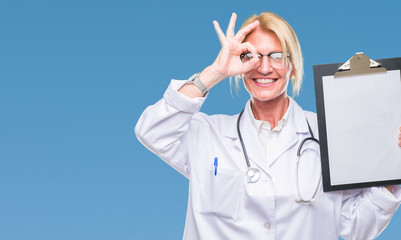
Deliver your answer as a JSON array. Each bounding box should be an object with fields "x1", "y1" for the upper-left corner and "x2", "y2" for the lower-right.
[
  {"x1": 199, "y1": 65, "x2": 227, "y2": 89},
  {"x1": 186, "y1": 73, "x2": 208, "y2": 96}
]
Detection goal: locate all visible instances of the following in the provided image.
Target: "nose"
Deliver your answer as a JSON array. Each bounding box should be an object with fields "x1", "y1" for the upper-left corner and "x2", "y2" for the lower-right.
[{"x1": 257, "y1": 55, "x2": 273, "y2": 74}]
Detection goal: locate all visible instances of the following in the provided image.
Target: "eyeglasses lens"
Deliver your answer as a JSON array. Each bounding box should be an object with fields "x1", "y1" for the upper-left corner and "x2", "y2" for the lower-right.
[{"x1": 240, "y1": 52, "x2": 288, "y2": 69}]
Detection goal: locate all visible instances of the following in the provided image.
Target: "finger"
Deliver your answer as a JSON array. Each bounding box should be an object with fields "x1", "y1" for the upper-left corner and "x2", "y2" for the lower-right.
[
  {"x1": 398, "y1": 128, "x2": 401, "y2": 147},
  {"x1": 398, "y1": 132, "x2": 401, "y2": 146},
  {"x1": 240, "y1": 42, "x2": 260, "y2": 72},
  {"x1": 213, "y1": 20, "x2": 227, "y2": 48},
  {"x1": 235, "y1": 20, "x2": 260, "y2": 42},
  {"x1": 226, "y1": 13, "x2": 237, "y2": 38},
  {"x1": 243, "y1": 42, "x2": 260, "y2": 68},
  {"x1": 240, "y1": 42, "x2": 258, "y2": 59}
]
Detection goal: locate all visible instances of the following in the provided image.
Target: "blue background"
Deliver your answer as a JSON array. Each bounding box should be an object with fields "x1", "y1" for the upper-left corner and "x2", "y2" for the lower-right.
[{"x1": 1, "y1": 0, "x2": 400, "y2": 239}]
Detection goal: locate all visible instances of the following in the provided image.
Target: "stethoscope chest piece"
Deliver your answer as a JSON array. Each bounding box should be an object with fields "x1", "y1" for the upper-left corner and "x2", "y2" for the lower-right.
[{"x1": 247, "y1": 168, "x2": 261, "y2": 183}]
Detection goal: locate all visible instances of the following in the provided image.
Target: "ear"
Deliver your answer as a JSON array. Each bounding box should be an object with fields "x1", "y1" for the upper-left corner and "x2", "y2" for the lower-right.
[{"x1": 290, "y1": 68, "x2": 296, "y2": 81}]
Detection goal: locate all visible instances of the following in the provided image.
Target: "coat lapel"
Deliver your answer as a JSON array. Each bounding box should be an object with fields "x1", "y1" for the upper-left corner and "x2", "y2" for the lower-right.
[
  {"x1": 269, "y1": 99, "x2": 310, "y2": 166},
  {"x1": 224, "y1": 102, "x2": 271, "y2": 176},
  {"x1": 224, "y1": 99, "x2": 311, "y2": 174}
]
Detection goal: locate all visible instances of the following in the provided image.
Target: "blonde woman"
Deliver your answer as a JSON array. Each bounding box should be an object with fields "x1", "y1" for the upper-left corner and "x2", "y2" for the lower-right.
[{"x1": 136, "y1": 12, "x2": 401, "y2": 240}]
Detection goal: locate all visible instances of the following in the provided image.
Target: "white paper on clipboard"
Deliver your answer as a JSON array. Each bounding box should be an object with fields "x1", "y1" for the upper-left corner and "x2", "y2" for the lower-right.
[{"x1": 322, "y1": 70, "x2": 401, "y2": 185}]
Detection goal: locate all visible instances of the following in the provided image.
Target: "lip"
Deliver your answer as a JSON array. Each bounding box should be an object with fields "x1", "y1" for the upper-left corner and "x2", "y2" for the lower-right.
[{"x1": 252, "y1": 78, "x2": 278, "y2": 87}]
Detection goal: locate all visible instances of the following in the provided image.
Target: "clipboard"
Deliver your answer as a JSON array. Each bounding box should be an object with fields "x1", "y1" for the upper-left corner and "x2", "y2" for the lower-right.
[{"x1": 313, "y1": 52, "x2": 401, "y2": 192}]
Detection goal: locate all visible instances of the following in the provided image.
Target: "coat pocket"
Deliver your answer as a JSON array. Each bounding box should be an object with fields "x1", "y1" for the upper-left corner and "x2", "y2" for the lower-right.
[{"x1": 197, "y1": 168, "x2": 243, "y2": 220}]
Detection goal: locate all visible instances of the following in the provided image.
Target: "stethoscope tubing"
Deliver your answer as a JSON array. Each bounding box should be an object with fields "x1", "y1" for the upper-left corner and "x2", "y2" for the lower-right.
[
  {"x1": 237, "y1": 110, "x2": 251, "y2": 168},
  {"x1": 236, "y1": 108, "x2": 321, "y2": 203}
]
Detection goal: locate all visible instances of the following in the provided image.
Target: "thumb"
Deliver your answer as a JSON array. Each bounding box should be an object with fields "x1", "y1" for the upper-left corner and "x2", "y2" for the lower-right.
[{"x1": 243, "y1": 58, "x2": 260, "y2": 73}]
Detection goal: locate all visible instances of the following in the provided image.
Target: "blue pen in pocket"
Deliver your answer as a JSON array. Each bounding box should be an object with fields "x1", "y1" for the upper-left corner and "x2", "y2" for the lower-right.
[{"x1": 214, "y1": 157, "x2": 218, "y2": 176}]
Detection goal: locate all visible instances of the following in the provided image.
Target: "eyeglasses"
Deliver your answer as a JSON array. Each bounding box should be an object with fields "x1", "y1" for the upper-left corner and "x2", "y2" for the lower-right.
[{"x1": 239, "y1": 52, "x2": 290, "y2": 69}]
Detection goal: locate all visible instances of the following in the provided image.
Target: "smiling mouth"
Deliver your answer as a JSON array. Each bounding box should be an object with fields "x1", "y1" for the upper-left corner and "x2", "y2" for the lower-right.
[{"x1": 253, "y1": 78, "x2": 278, "y2": 84}]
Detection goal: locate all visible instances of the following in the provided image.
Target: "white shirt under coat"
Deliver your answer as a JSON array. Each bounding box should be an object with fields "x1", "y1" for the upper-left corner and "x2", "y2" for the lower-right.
[
  {"x1": 135, "y1": 80, "x2": 401, "y2": 240},
  {"x1": 250, "y1": 98, "x2": 290, "y2": 167}
]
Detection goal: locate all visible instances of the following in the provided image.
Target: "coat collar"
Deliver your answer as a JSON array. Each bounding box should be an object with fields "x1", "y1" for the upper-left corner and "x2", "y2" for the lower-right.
[{"x1": 224, "y1": 97, "x2": 311, "y2": 174}]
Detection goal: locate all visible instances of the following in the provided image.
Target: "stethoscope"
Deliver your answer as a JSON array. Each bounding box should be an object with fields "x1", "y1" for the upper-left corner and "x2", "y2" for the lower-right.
[{"x1": 236, "y1": 109, "x2": 321, "y2": 204}]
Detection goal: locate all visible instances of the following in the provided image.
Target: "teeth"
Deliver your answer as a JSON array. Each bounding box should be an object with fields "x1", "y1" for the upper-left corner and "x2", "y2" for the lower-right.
[{"x1": 255, "y1": 79, "x2": 275, "y2": 84}]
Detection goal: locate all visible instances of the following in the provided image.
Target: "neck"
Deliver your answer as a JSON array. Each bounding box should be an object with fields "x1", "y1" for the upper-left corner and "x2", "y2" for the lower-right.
[{"x1": 251, "y1": 94, "x2": 289, "y2": 129}]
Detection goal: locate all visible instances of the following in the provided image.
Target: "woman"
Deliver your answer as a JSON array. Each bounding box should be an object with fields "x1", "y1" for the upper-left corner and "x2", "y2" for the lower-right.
[{"x1": 136, "y1": 12, "x2": 401, "y2": 240}]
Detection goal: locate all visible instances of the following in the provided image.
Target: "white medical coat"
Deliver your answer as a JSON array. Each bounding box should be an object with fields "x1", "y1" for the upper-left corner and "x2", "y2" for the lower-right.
[{"x1": 135, "y1": 80, "x2": 401, "y2": 240}]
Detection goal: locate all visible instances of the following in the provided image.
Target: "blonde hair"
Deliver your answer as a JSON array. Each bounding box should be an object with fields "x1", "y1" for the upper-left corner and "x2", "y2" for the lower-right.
[{"x1": 233, "y1": 12, "x2": 303, "y2": 96}]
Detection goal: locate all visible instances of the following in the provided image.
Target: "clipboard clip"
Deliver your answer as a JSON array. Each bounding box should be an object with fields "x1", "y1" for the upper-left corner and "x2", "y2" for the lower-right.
[{"x1": 334, "y1": 52, "x2": 387, "y2": 78}]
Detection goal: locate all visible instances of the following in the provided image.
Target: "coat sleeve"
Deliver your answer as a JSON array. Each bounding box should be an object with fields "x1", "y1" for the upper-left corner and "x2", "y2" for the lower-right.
[
  {"x1": 135, "y1": 80, "x2": 207, "y2": 178},
  {"x1": 339, "y1": 185, "x2": 401, "y2": 240}
]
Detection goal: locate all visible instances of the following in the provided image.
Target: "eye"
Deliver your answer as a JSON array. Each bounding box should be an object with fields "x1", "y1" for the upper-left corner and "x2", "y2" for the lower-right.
[
  {"x1": 244, "y1": 53, "x2": 253, "y2": 58},
  {"x1": 240, "y1": 52, "x2": 253, "y2": 61},
  {"x1": 270, "y1": 52, "x2": 283, "y2": 61}
]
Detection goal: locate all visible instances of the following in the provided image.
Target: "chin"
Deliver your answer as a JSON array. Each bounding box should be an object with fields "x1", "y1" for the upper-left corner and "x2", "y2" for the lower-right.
[
  {"x1": 244, "y1": 77, "x2": 288, "y2": 100},
  {"x1": 245, "y1": 83, "x2": 288, "y2": 103},
  {"x1": 251, "y1": 90, "x2": 288, "y2": 103}
]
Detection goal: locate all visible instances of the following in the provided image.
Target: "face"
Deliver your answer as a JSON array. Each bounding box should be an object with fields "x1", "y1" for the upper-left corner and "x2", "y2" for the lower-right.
[{"x1": 242, "y1": 29, "x2": 293, "y2": 103}]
